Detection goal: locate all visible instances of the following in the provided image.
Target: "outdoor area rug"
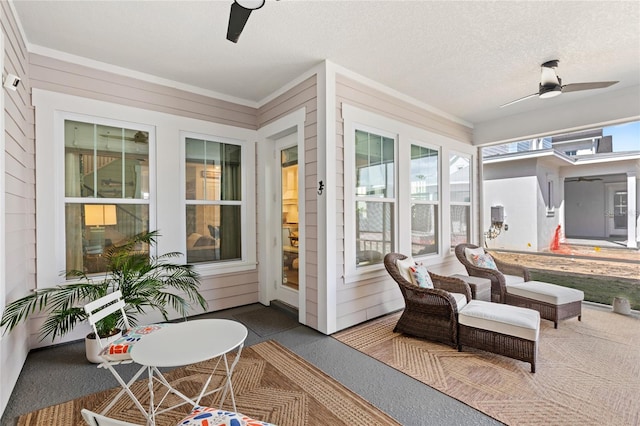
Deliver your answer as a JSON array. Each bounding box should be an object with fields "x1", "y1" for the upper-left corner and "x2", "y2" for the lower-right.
[
  {"x1": 333, "y1": 304, "x2": 640, "y2": 425},
  {"x1": 17, "y1": 340, "x2": 399, "y2": 426}
]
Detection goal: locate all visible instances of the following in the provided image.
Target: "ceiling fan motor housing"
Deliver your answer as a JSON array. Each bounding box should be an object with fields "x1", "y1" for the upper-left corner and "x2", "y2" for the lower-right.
[{"x1": 539, "y1": 78, "x2": 562, "y2": 98}]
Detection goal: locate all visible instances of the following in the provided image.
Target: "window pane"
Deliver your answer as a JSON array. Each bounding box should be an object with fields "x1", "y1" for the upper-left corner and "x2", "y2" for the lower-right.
[
  {"x1": 186, "y1": 205, "x2": 241, "y2": 263},
  {"x1": 410, "y1": 145, "x2": 438, "y2": 201},
  {"x1": 65, "y1": 203, "x2": 149, "y2": 275},
  {"x1": 355, "y1": 200, "x2": 394, "y2": 267},
  {"x1": 64, "y1": 120, "x2": 149, "y2": 199},
  {"x1": 411, "y1": 204, "x2": 438, "y2": 256},
  {"x1": 355, "y1": 130, "x2": 394, "y2": 198},
  {"x1": 450, "y1": 155, "x2": 471, "y2": 203},
  {"x1": 451, "y1": 205, "x2": 470, "y2": 249},
  {"x1": 186, "y1": 138, "x2": 241, "y2": 202}
]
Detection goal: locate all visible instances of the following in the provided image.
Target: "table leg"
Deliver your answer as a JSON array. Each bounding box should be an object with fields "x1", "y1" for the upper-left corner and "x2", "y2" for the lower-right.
[
  {"x1": 147, "y1": 366, "x2": 156, "y2": 426},
  {"x1": 195, "y1": 343, "x2": 244, "y2": 412}
]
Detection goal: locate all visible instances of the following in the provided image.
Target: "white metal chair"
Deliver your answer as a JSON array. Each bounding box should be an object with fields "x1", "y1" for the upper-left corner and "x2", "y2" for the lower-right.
[
  {"x1": 84, "y1": 290, "x2": 167, "y2": 420},
  {"x1": 81, "y1": 408, "x2": 142, "y2": 426}
]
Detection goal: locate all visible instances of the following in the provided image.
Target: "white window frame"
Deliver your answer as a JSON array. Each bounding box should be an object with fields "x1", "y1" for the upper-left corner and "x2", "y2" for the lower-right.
[
  {"x1": 448, "y1": 151, "x2": 473, "y2": 251},
  {"x1": 343, "y1": 104, "x2": 475, "y2": 283},
  {"x1": 408, "y1": 140, "x2": 442, "y2": 258},
  {"x1": 62, "y1": 113, "x2": 155, "y2": 274},
  {"x1": 348, "y1": 124, "x2": 398, "y2": 276},
  {"x1": 180, "y1": 131, "x2": 256, "y2": 275},
  {"x1": 33, "y1": 89, "x2": 257, "y2": 288}
]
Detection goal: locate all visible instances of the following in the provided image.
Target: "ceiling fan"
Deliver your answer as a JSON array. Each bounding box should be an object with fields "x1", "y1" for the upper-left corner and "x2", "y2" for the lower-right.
[
  {"x1": 565, "y1": 177, "x2": 603, "y2": 182},
  {"x1": 226, "y1": 0, "x2": 265, "y2": 43},
  {"x1": 500, "y1": 60, "x2": 618, "y2": 108},
  {"x1": 100, "y1": 131, "x2": 149, "y2": 144}
]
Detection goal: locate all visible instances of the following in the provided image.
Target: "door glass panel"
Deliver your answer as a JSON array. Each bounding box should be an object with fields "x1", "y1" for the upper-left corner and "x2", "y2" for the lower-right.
[
  {"x1": 614, "y1": 191, "x2": 627, "y2": 229},
  {"x1": 281, "y1": 146, "x2": 299, "y2": 290}
]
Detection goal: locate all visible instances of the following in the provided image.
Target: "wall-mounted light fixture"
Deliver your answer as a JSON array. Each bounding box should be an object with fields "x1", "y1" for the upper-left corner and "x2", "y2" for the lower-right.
[{"x1": 3, "y1": 73, "x2": 21, "y2": 91}]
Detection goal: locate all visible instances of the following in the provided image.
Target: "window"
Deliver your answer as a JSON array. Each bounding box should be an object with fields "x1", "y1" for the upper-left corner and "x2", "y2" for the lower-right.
[
  {"x1": 35, "y1": 89, "x2": 258, "y2": 289},
  {"x1": 354, "y1": 130, "x2": 395, "y2": 267},
  {"x1": 64, "y1": 119, "x2": 150, "y2": 275},
  {"x1": 342, "y1": 104, "x2": 474, "y2": 281},
  {"x1": 410, "y1": 145, "x2": 439, "y2": 256},
  {"x1": 450, "y1": 154, "x2": 471, "y2": 249},
  {"x1": 185, "y1": 136, "x2": 243, "y2": 264}
]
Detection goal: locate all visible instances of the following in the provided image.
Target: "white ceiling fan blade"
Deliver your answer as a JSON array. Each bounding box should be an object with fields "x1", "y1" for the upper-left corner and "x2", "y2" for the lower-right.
[
  {"x1": 562, "y1": 81, "x2": 619, "y2": 93},
  {"x1": 500, "y1": 93, "x2": 538, "y2": 108}
]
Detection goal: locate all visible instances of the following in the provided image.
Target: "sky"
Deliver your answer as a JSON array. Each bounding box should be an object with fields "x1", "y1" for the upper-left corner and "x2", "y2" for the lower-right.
[{"x1": 604, "y1": 121, "x2": 640, "y2": 152}]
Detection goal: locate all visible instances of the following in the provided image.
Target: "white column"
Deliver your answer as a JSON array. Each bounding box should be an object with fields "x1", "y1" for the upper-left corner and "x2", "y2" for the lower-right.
[{"x1": 627, "y1": 172, "x2": 637, "y2": 249}]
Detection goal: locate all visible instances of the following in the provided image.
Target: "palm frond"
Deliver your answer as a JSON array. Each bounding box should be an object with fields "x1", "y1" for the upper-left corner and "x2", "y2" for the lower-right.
[{"x1": 1, "y1": 230, "x2": 207, "y2": 342}]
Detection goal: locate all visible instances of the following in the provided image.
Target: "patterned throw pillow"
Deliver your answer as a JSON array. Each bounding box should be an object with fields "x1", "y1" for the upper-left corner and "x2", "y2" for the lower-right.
[
  {"x1": 100, "y1": 323, "x2": 170, "y2": 362},
  {"x1": 177, "y1": 406, "x2": 275, "y2": 426},
  {"x1": 409, "y1": 264, "x2": 434, "y2": 288},
  {"x1": 472, "y1": 253, "x2": 497, "y2": 270}
]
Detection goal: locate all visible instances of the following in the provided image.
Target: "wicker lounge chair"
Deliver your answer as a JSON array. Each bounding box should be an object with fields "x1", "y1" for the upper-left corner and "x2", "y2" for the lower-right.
[
  {"x1": 455, "y1": 244, "x2": 583, "y2": 328},
  {"x1": 383, "y1": 253, "x2": 472, "y2": 348},
  {"x1": 454, "y1": 243, "x2": 530, "y2": 303}
]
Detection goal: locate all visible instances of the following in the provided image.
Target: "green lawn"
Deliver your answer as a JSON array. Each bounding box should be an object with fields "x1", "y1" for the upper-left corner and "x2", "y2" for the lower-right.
[{"x1": 530, "y1": 270, "x2": 640, "y2": 311}]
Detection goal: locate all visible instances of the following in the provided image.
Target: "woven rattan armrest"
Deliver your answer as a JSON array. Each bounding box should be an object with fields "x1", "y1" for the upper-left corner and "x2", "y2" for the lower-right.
[{"x1": 430, "y1": 273, "x2": 472, "y2": 302}]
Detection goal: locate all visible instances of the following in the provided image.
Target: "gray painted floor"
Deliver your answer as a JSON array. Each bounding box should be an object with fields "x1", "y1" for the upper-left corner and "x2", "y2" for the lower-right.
[{"x1": 1, "y1": 303, "x2": 502, "y2": 426}]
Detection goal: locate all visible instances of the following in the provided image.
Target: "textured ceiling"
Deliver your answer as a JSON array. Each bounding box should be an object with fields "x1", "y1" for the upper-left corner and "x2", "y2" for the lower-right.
[{"x1": 11, "y1": 0, "x2": 640, "y2": 125}]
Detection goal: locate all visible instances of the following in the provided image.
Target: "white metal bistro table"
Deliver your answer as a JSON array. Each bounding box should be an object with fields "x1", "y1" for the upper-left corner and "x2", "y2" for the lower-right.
[{"x1": 130, "y1": 319, "x2": 248, "y2": 425}]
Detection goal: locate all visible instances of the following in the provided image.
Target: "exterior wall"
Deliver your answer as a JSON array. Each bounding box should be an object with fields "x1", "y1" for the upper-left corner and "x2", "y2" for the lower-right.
[
  {"x1": 257, "y1": 76, "x2": 319, "y2": 328},
  {"x1": 484, "y1": 176, "x2": 539, "y2": 250},
  {"x1": 28, "y1": 60, "x2": 261, "y2": 344},
  {"x1": 29, "y1": 54, "x2": 257, "y2": 130},
  {"x1": 1, "y1": 1, "x2": 35, "y2": 415},
  {"x1": 335, "y1": 74, "x2": 474, "y2": 331}
]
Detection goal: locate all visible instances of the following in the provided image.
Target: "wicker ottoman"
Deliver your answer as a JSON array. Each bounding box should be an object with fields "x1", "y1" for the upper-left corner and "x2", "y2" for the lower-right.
[
  {"x1": 451, "y1": 274, "x2": 491, "y2": 301},
  {"x1": 458, "y1": 300, "x2": 540, "y2": 373},
  {"x1": 506, "y1": 281, "x2": 584, "y2": 328}
]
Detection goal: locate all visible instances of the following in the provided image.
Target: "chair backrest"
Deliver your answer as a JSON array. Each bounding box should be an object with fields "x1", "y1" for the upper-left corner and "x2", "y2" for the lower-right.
[
  {"x1": 454, "y1": 243, "x2": 483, "y2": 267},
  {"x1": 81, "y1": 408, "x2": 141, "y2": 426},
  {"x1": 83, "y1": 290, "x2": 131, "y2": 347},
  {"x1": 383, "y1": 253, "x2": 413, "y2": 288}
]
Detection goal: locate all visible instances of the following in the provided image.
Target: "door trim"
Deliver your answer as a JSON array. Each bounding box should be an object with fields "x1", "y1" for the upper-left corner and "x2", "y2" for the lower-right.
[{"x1": 257, "y1": 108, "x2": 306, "y2": 323}]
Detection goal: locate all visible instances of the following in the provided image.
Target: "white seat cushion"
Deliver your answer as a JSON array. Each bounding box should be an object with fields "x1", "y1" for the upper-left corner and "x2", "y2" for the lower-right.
[
  {"x1": 450, "y1": 292, "x2": 467, "y2": 310},
  {"x1": 507, "y1": 281, "x2": 584, "y2": 305},
  {"x1": 504, "y1": 274, "x2": 525, "y2": 285},
  {"x1": 459, "y1": 300, "x2": 540, "y2": 341}
]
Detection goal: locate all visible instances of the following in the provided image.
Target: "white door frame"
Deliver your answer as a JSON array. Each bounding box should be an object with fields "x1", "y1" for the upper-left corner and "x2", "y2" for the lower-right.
[
  {"x1": 257, "y1": 108, "x2": 306, "y2": 323},
  {"x1": 274, "y1": 133, "x2": 300, "y2": 307}
]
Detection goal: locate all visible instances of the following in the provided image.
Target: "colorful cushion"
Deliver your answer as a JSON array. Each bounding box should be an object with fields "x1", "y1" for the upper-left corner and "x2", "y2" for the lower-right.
[
  {"x1": 409, "y1": 264, "x2": 434, "y2": 288},
  {"x1": 177, "y1": 406, "x2": 275, "y2": 426},
  {"x1": 100, "y1": 323, "x2": 170, "y2": 361},
  {"x1": 472, "y1": 253, "x2": 497, "y2": 270},
  {"x1": 395, "y1": 257, "x2": 416, "y2": 283}
]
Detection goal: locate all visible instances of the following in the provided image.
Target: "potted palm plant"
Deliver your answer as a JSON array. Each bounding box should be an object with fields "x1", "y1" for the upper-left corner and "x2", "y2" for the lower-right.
[{"x1": 0, "y1": 230, "x2": 207, "y2": 362}]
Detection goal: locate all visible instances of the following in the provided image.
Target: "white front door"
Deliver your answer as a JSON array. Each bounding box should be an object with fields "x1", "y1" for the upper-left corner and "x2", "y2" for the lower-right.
[
  {"x1": 606, "y1": 183, "x2": 627, "y2": 237},
  {"x1": 273, "y1": 132, "x2": 299, "y2": 308}
]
